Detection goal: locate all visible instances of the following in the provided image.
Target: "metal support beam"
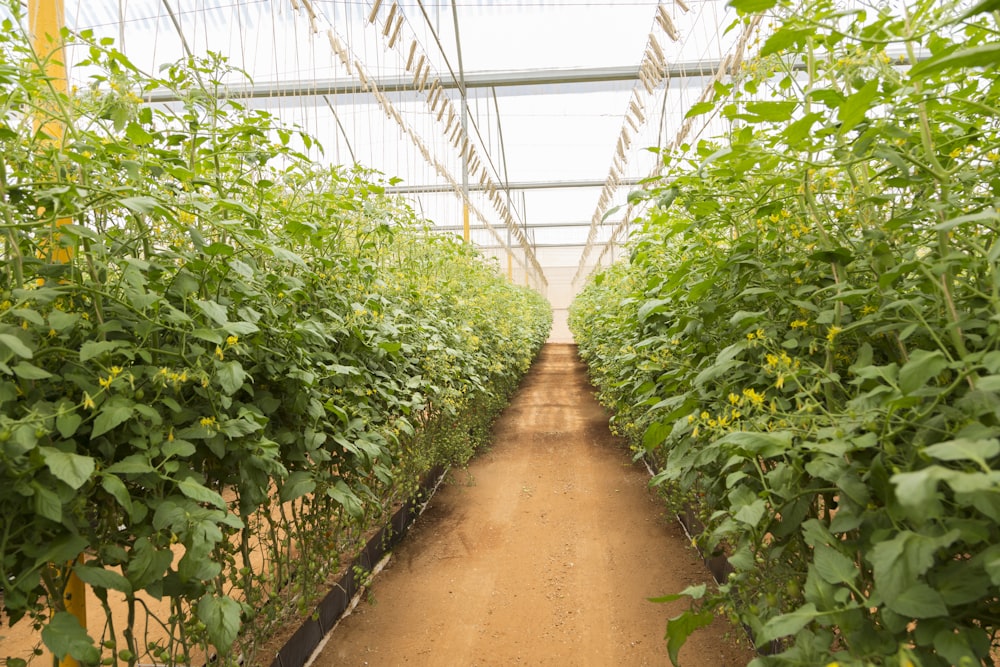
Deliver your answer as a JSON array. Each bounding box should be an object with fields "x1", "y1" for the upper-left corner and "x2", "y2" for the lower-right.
[
  {"x1": 434, "y1": 220, "x2": 621, "y2": 231},
  {"x1": 141, "y1": 62, "x2": 731, "y2": 104},
  {"x1": 474, "y1": 241, "x2": 605, "y2": 250},
  {"x1": 387, "y1": 176, "x2": 648, "y2": 194}
]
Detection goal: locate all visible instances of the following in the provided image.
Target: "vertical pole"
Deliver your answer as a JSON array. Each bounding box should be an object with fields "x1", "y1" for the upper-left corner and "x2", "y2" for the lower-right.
[
  {"x1": 30, "y1": 0, "x2": 73, "y2": 264},
  {"x1": 450, "y1": 0, "x2": 470, "y2": 244},
  {"x1": 29, "y1": 0, "x2": 66, "y2": 97}
]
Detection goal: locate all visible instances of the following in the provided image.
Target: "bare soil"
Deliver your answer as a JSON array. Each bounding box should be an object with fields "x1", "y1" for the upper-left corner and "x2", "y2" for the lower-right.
[{"x1": 312, "y1": 343, "x2": 754, "y2": 667}]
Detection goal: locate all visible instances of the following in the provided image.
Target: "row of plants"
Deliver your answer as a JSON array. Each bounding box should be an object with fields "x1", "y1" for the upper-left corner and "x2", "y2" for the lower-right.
[
  {"x1": 1, "y1": 9, "x2": 550, "y2": 666},
  {"x1": 571, "y1": 0, "x2": 1000, "y2": 665}
]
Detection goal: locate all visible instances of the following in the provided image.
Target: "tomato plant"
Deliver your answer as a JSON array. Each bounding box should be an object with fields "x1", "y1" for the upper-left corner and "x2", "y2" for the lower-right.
[
  {"x1": 572, "y1": 0, "x2": 1000, "y2": 665},
  {"x1": 0, "y1": 9, "x2": 550, "y2": 666}
]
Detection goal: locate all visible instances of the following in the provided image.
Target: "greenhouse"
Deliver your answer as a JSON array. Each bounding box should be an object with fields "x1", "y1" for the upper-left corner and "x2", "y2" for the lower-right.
[{"x1": 2, "y1": 0, "x2": 999, "y2": 665}]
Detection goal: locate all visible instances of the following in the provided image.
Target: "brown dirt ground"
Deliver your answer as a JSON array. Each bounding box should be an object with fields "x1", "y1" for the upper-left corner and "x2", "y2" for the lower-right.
[{"x1": 312, "y1": 343, "x2": 755, "y2": 667}]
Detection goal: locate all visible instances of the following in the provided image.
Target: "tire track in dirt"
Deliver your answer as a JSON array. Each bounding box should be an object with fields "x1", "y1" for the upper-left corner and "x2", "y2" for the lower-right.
[{"x1": 312, "y1": 343, "x2": 754, "y2": 666}]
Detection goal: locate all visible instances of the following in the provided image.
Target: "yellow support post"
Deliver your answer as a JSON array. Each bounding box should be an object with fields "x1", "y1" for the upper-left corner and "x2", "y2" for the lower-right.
[
  {"x1": 62, "y1": 555, "x2": 87, "y2": 634},
  {"x1": 462, "y1": 202, "x2": 470, "y2": 243},
  {"x1": 507, "y1": 251, "x2": 512, "y2": 281},
  {"x1": 30, "y1": 0, "x2": 73, "y2": 264}
]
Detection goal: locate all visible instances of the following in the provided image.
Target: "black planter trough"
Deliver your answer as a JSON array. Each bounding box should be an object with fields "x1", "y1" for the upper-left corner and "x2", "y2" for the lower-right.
[{"x1": 267, "y1": 465, "x2": 447, "y2": 667}]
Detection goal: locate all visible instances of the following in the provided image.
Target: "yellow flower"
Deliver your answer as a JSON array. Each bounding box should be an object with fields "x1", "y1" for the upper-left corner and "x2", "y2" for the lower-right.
[
  {"x1": 109, "y1": 366, "x2": 123, "y2": 377},
  {"x1": 98, "y1": 376, "x2": 113, "y2": 389},
  {"x1": 215, "y1": 346, "x2": 224, "y2": 360},
  {"x1": 728, "y1": 392, "x2": 740, "y2": 405},
  {"x1": 949, "y1": 147, "x2": 962, "y2": 159},
  {"x1": 743, "y1": 388, "x2": 765, "y2": 407},
  {"x1": 790, "y1": 319, "x2": 808, "y2": 329},
  {"x1": 691, "y1": 425, "x2": 700, "y2": 438},
  {"x1": 200, "y1": 416, "x2": 217, "y2": 428},
  {"x1": 83, "y1": 392, "x2": 96, "y2": 410},
  {"x1": 167, "y1": 429, "x2": 174, "y2": 442},
  {"x1": 48, "y1": 329, "x2": 57, "y2": 338},
  {"x1": 827, "y1": 325, "x2": 842, "y2": 342},
  {"x1": 775, "y1": 375, "x2": 785, "y2": 389},
  {"x1": 226, "y1": 335, "x2": 239, "y2": 347},
  {"x1": 861, "y1": 305, "x2": 876, "y2": 315},
  {"x1": 700, "y1": 411, "x2": 710, "y2": 420}
]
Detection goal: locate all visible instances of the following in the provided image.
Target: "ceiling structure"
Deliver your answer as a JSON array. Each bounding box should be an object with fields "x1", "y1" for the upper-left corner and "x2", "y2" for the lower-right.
[{"x1": 55, "y1": 0, "x2": 756, "y2": 339}]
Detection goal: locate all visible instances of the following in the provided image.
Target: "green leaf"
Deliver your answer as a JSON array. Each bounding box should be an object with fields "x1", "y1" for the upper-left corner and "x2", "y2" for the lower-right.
[
  {"x1": 760, "y1": 27, "x2": 810, "y2": 56},
  {"x1": 869, "y1": 530, "x2": 961, "y2": 601},
  {"x1": 684, "y1": 102, "x2": 715, "y2": 119},
  {"x1": 643, "y1": 420, "x2": 672, "y2": 450},
  {"x1": 733, "y1": 498, "x2": 767, "y2": 527},
  {"x1": 194, "y1": 298, "x2": 229, "y2": 326},
  {"x1": 909, "y1": 43, "x2": 1000, "y2": 78},
  {"x1": 326, "y1": 480, "x2": 363, "y2": 519},
  {"x1": 813, "y1": 543, "x2": 858, "y2": 585},
  {"x1": 177, "y1": 478, "x2": 227, "y2": 509},
  {"x1": 665, "y1": 609, "x2": 714, "y2": 665},
  {"x1": 100, "y1": 474, "x2": 135, "y2": 518},
  {"x1": 648, "y1": 583, "x2": 707, "y2": 604},
  {"x1": 196, "y1": 595, "x2": 242, "y2": 655},
  {"x1": 715, "y1": 430, "x2": 792, "y2": 457},
  {"x1": 48, "y1": 310, "x2": 79, "y2": 332},
  {"x1": 745, "y1": 100, "x2": 797, "y2": 122},
  {"x1": 12, "y1": 361, "x2": 52, "y2": 380},
  {"x1": 378, "y1": 340, "x2": 402, "y2": 353},
  {"x1": 727, "y1": 0, "x2": 778, "y2": 13},
  {"x1": 73, "y1": 564, "x2": 133, "y2": 594},
  {"x1": 887, "y1": 583, "x2": 948, "y2": 618},
  {"x1": 837, "y1": 79, "x2": 880, "y2": 134},
  {"x1": 119, "y1": 196, "x2": 160, "y2": 214},
  {"x1": 91, "y1": 403, "x2": 135, "y2": 439},
  {"x1": 125, "y1": 121, "x2": 154, "y2": 146},
  {"x1": 162, "y1": 439, "x2": 196, "y2": 458},
  {"x1": 105, "y1": 455, "x2": 155, "y2": 475},
  {"x1": 79, "y1": 340, "x2": 129, "y2": 362},
  {"x1": 126, "y1": 537, "x2": 173, "y2": 590},
  {"x1": 36, "y1": 534, "x2": 89, "y2": 569},
  {"x1": 961, "y1": 0, "x2": 1000, "y2": 18},
  {"x1": 33, "y1": 482, "x2": 62, "y2": 522},
  {"x1": 41, "y1": 612, "x2": 100, "y2": 664},
  {"x1": 216, "y1": 360, "x2": 245, "y2": 395},
  {"x1": 41, "y1": 447, "x2": 95, "y2": 490},
  {"x1": 898, "y1": 349, "x2": 948, "y2": 395},
  {"x1": 280, "y1": 470, "x2": 316, "y2": 502},
  {"x1": 923, "y1": 438, "x2": 1000, "y2": 464},
  {"x1": 56, "y1": 412, "x2": 83, "y2": 439},
  {"x1": 757, "y1": 603, "x2": 819, "y2": 643},
  {"x1": 638, "y1": 298, "x2": 670, "y2": 322},
  {"x1": 0, "y1": 333, "x2": 32, "y2": 358}
]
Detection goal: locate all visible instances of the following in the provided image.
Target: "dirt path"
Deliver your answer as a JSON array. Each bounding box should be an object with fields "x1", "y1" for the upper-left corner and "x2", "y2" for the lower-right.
[{"x1": 312, "y1": 344, "x2": 754, "y2": 666}]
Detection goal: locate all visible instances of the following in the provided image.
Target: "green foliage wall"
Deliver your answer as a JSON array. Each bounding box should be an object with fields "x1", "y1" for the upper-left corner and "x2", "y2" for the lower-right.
[
  {"x1": 0, "y1": 12, "x2": 550, "y2": 666},
  {"x1": 572, "y1": 1, "x2": 1000, "y2": 665}
]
